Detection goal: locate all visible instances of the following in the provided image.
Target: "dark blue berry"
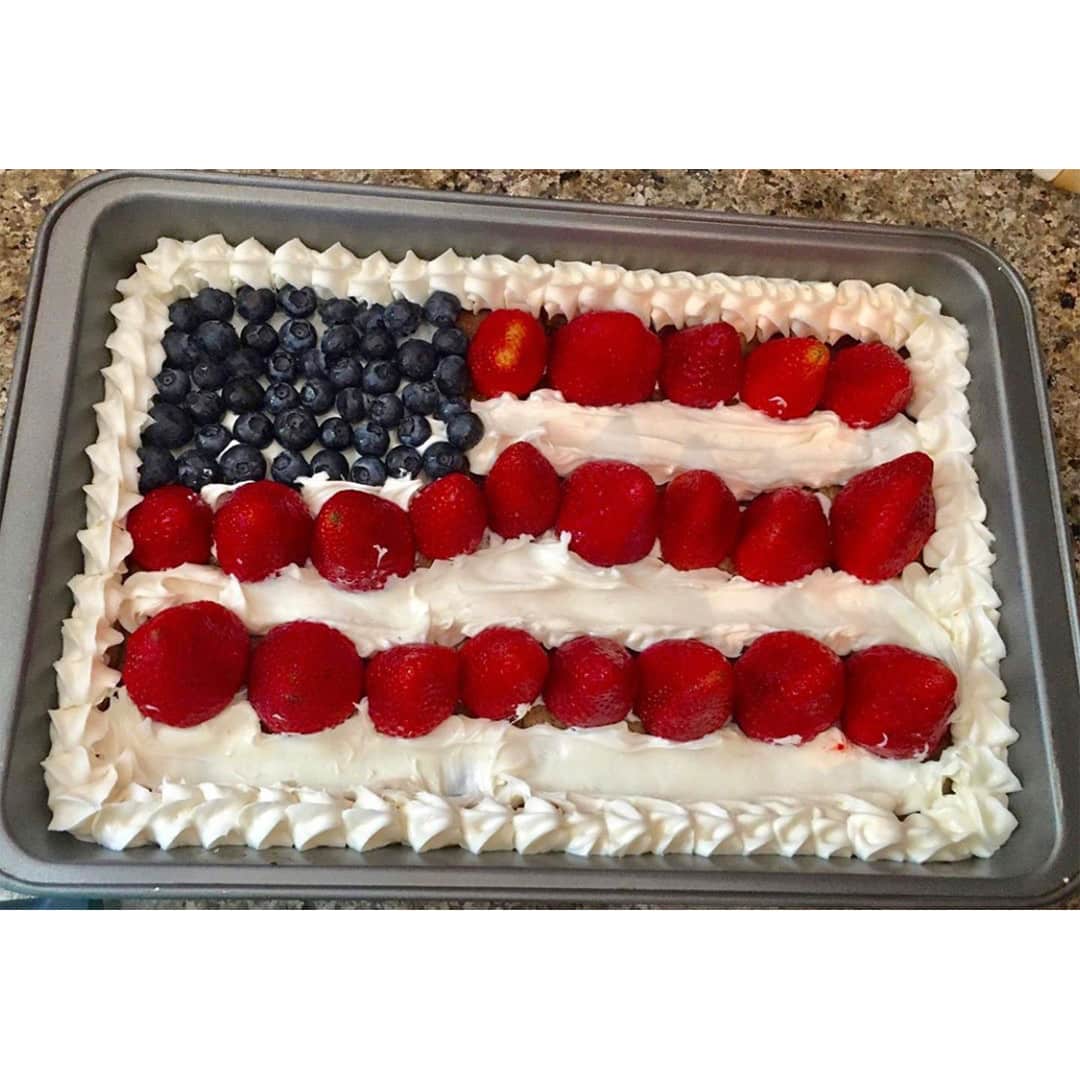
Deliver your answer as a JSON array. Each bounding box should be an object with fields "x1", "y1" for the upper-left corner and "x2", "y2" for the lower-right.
[
  {"x1": 264, "y1": 382, "x2": 300, "y2": 416},
  {"x1": 368, "y1": 393, "x2": 404, "y2": 429},
  {"x1": 271, "y1": 449, "x2": 312, "y2": 485},
  {"x1": 279, "y1": 319, "x2": 317, "y2": 355},
  {"x1": 163, "y1": 327, "x2": 191, "y2": 365},
  {"x1": 274, "y1": 406, "x2": 318, "y2": 451},
  {"x1": 234, "y1": 411, "x2": 274, "y2": 448},
  {"x1": 352, "y1": 302, "x2": 383, "y2": 332},
  {"x1": 220, "y1": 444, "x2": 267, "y2": 483},
  {"x1": 137, "y1": 445, "x2": 178, "y2": 493},
  {"x1": 193, "y1": 320, "x2": 239, "y2": 361},
  {"x1": 385, "y1": 444, "x2": 422, "y2": 479},
  {"x1": 184, "y1": 389, "x2": 226, "y2": 426},
  {"x1": 167, "y1": 298, "x2": 202, "y2": 333},
  {"x1": 335, "y1": 387, "x2": 367, "y2": 423},
  {"x1": 434, "y1": 354, "x2": 470, "y2": 396},
  {"x1": 436, "y1": 395, "x2": 471, "y2": 422},
  {"x1": 154, "y1": 367, "x2": 190, "y2": 405},
  {"x1": 321, "y1": 324, "x2": 360, "y2": 359},
  {"x1": 300, "y1": 377, "x2": 335, "y2": 414},
  {"x1": 360, "y1": 325, "x2": 396, "y2": 362},
  {"x1": 446, "y1": 411, "x2": 484, "y2": 451},
  {"x1": 192, "y1": 359, "x2": 228, "y2": 391},
  {"x1": 328, "y1": 355, "x2": 365, "y2": 389},
  {"x1": 144, "y1": 402, "x2": 194, "y2": 449},
  {"x1": 421, "y1": 440, "x2": 467, "y2": 480},
  {"x1": 362, "y1": 359, "x2": 400, "y2": 395},
  {"x1": 278, "y1": 285, "x2": 317, "y2": 318},
  {"x1": 226, "y1": 347, "x2": 267, "y2": 379},
  {"x1": 177, "y1": 448, "x2": 222, "y2": 491},
  {"x1": 423, "y1": 291, "x2": 461, "y2": 327},
  {"x1": 174, "y1": 335, "x2": 208, "y2": 371},
  {"x1": 195, "y1": 423, "x2": 231, "y2": 457},
  {"x1": 236, "y1": 286, "x2": 276, "y2": 323},
  {"x1": 319, "y1": 297, "x2": 359, "y2": 326},
  {"x1": 432, "y1": 326, "x2": 468, "y2": 357},
  {"x1": 222, "y1": 376, "x2": 264, "y2": 414},
  {"x1": 398, "y1": 413, "x2": 432, "y2": 448},
  {"x1": 351, "y1": 455, "x2": 387, "y2": 487},
  {"x1": 397, "y1": 339, "x2": 437, "y2": 381},
  {"x1": 318, "y1": 416, "x2": 353, "y2": 451},
  {"x1": 402, "y1": 380, "x2": 439, "y2": 415},
  {"x1": 383, "y1": 298, "x2": 422, "y2": 337},
  {"x1": 194, "y1": 287, "x2": 235, "y2": 323},
  {"x1": 267, "y1": 351, "x2": 298, "y2": 383},
  {"x1": 311, "y1": 449, "x2": 350, "y2": 480},
  {"x1": 352, "y1": 419, "x2": 390, "y2": 457},
  {"x1": 301, "y1": 347, "x2": 328, "y2": 379},
  {"x1": 241, "y1": 322, "x2": 279, "y2": 356}
]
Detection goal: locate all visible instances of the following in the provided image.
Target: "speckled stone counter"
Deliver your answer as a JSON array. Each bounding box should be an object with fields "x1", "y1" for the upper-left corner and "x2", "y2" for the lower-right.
[{"x1": 1, "y1": 169, "x2": 1077, "y2": 909}]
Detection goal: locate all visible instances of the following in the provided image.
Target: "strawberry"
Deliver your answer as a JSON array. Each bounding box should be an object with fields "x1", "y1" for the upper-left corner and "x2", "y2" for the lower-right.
[
  {"x1": 367, "y1": 643, "x2": 461, "y2": 738},
  {"x1": 486, "y1": 442, "x2": 562, "y2": 539},
  {"x1": 734, "y1": 488, "x2": 830, "y2": 584},
  {"x1": 635, "y1": 639, "x2": 734, "y2": 742},
  {"x1": 408, "y1": 473, "x2": 487, "y2": 561},
  {"x1": 460, "y1": 626, "x2": 549, "y2": 721},
  {"x1": 467, "y1": 309, "x2": 548, "y2": 398},
  {"x1": 122, "y1": 601, "x2": 248, "y2": 728},
  {"x1": 248, "y1": 621, "x2": 364, "y2": 735},
  {"x1": 740, "y1": 336, "x2": 831, "y2": 420},
  {"x1": 734, "y1": 631, "x2": 844, "y2": 744},
  {"x1": 659, "y1": 321, "x2": 743, "y2": 408},
  {"x1": 549, "y1": 311, "x2": 661, "y2": 406},
  {"x1": 212, "y1": 480, "x2": 313, "y2": 582},
  {"x1": 555, "y1": 460, "x2": 659, "y2": 567},
  {"x1": 843, "y1": 644, "x2": 957, "y2": 759},
  {"x1": 830, "y1": 452, "x2": 935, "y2": 583},
  {"x1": 821, "y1": 342, "x2": 913, "y2": 428},
  {"x1": 659, "y1": 470, "x2": 740, "y2": 570},
  {"x1": 544, "y1": 635, "x2": 637, "y2": 728},
  {"x1": 127, "y1": 484, "x2": 213, "y2": 571},
  {"x1": 312, "y1": 490, "x2": 415, "y2": 591}
]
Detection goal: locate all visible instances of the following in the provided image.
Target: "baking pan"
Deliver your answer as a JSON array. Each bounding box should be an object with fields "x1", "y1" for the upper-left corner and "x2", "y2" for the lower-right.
[{"x1": 0, "y1": 170, "x2": 1077, "y2": 906}]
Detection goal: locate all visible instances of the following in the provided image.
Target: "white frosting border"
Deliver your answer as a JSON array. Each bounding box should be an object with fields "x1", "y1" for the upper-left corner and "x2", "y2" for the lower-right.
[{"x1": 43, "y1": 237, "x2": 1018, "y2": 862}]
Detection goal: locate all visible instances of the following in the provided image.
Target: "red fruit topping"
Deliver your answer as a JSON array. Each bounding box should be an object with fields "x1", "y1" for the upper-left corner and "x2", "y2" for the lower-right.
[
  {"x1": 367, "y1": 643, "x2": 461, "y2": 738},
  {"x1": 467, "y1": 309, "x2": 549, "y2": 398},
  {"x1": 635, "y1": 639, "x2": 734, "y2": 742},
  {"x1": 486, "y1": 441, "x2": 562, "y2": 539},
  {"x1": 549, "y1": 311, "x2": 661, "y2": 406},
  {"x1": 822, "y1": 342, "x2": 913, "y2": 429},
  {"x1": 843, "y1": 644, "x2": 957, "y2": 760},
  {"x1": 460, "y1": 626, "x2": 550, "y2": 721},
  {"x1": 127, "y1": 485, "x2": 213, "y2": 571},
  {"x1": 555, "y1": 459, "x2": 659, "y2": 567},
  {"x1": 312, "y1": 490, "x2": 415, "y2": 591},
  {"x1": 659, "y1": 321, "x2": 743, "y2": 408},
  {"x1": 830, "y1": 452, "x2": 935, "y2": 583},
  {"x1": 544, "y1": 636, "x2": 637, "y2": 729},
  {"x1": 734, "y1": 631, "x2": 844, "y2": 744},
  {"x1": 734, "y1": 488, "x2": 830, "y2": 584},
  {"x1": 212, "y1": 480, "x2": 313, "y2": 582},
  {"x1": 248, "y1": 621, "x2": 364, "y2": 735},
  {"x1": 122, "y1": 601, "x2": 248, "y2": 728},
  {"x1": 740, "y1": 336, "x2": 831, "y2": 420},
  {"x1": 659, "y1": 470, "x2": 740, "y2": 571},
  {"x1": 409, "y1": 473, "x2": 487, "y2": 561}
]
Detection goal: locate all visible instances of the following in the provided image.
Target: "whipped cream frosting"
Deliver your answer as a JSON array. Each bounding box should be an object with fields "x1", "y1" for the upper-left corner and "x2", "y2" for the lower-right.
[{"x1": 44, "y1": 237, "x2": 1017, "y2": 862}]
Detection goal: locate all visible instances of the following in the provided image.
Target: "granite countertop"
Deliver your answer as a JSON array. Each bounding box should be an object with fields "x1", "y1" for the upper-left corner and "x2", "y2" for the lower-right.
[{"x1": 0, "y1": 169, "x2": 1076, "y2": 909}]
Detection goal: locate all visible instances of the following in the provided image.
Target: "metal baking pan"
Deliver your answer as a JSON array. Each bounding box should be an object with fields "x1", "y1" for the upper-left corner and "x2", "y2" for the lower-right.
[{"x1": 1, "y1": 170, "x2": 1077, "y2": 906}]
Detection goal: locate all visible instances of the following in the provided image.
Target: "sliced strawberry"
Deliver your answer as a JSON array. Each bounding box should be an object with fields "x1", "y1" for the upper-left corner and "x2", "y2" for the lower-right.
[
  {"x1": 367, "y1": 643, "x2": 461, "y2": 738},
  {"x1": 734, "y1": 488, "x2": 830, "y2": 584},
  {"x1": 549, "y1": 311, "x2": 661, "y2": 406},
  {"x1": 659, "y1": 321, "x2": 743, "y2": 408},
  {"x1": 821, "y1": 342, "x2": 913, "y2": 428},
  {"x1": 740, "y1": 336, "x2": 831, "y2": 420},
  {"x1": 127, "y1": 485, "x2": 213, "y2": 571},
  {"x1": 212, "y1": 480, "x2": 313, "y2": 582},
  {"x1": 460, "y1": 626, "x2": 549, "y2": 721},
  {"x1": 467, "y1": 309, "x2": 548, "y2": 398},
  {"x1": 485, "y1": 442, "x2": 562, "y2": 539},
  {"x1": 544, "y1": 635, "x2": 637, "y2": 728},
  {"x1": 635, "y1": 639, "x2": 734, "y2": 742},
  {"x1": 408, "y1": 473, "x2": 487, "y2": 561},
  {"x1": 311, "y1": 490, "x2": 415, "y2": 591},
  {"x1": 659, "y1": 470, "x2": 740, "y2": 571}
]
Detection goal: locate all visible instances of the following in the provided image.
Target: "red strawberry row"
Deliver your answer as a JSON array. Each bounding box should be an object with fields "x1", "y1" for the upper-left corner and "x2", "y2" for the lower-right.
[
  {"x1": 123, "y1": 602, "x2": 957, "y2": 761},
  {"x1": 469, "y1": 308, "x2": 913, "y2": 429}
]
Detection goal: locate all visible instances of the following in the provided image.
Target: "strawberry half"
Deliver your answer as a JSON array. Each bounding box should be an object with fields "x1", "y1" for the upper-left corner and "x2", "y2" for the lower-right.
[
  {"x1": 822, "y1": 342, "x2": 913, "y2": 429},
  {"x1": 212, "y1": 480, "x2": 313, "y2": 582},
  {"x1": 409, "y1": 473, "x2": 487, "y2": 561},
  {"x1": 659, "y1": 470, "x2": 740, "y2": 571},
  {"x1": 659, "y1": 321, "x2": 743, "y2": 408},
  {"x1": 734, "y1": 488, "x2": 830, "y2": 584},
  {"x1": 312, "y1": 490, "x2": 415, "y2": 591},
  {"x1": 544, "y1": 635, "x2": 637, "y2": 729},
  {"x1": 127, "y1": 484, "x2": 213, "y2": 571},
  {"x1": 467, "y1": 309, "x2": 548, "y2": 398},
  {"x1": 740, "y1": 336, "x2": 830, "y2": 420},
  {"x1": 549, "y1": 311, "x2": 661, "y2": 406},
  {"x1": 367, "y1": 643, "x2": 461, "y2": 738},
  {"x1": 460, "y1": 626, "x2": 549, "y2": 721},
  {"x1": 830, "y1": 452, "x2": 935, "y2": 583},
  {"x1": 635, "y1": 639, "x2": 734, "y2": 742},
  {"x1": 485, "y1": 442, "x2": 562, "y2": 539}
]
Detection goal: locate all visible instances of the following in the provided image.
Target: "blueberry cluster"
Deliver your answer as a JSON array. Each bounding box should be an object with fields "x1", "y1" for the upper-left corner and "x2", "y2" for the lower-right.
[{"x1": 138, "y1": 286, "x2": 484, "y2": 494}]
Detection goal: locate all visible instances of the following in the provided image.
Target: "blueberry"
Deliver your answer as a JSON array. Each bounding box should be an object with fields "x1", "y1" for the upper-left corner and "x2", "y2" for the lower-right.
[
  {"x1": 321, "y1": 324, "x2": 360, "y2": 359},
  {"x1": 318, "y1": 416, "x2": 352, "y2": 451},
  {"x1": 300, "y1": 347, "x2": 328, "y2": 379},
  {"x1": 352, "y1": 419, "x2": 390, "y2": 457},
  {"x1": 310, "y1": 449, "x2": 350, "y2": 480},
  {"x1": 233, "y1": 411, "x2": 274, "y2": 449},
  {"x1": 194, "y1": 287, "x2": 235, "y2": 323},
  {"x1": 421, "y1": 440, "x2": 467, "y2": 480},
  {"x1": 402, "y1": 380, "x2": 439, "y2": 415},
  {"x1": 300, "y1": 377, "x2": 335, "y2": 413},
  {"x1": 172, "y1": 335, "x2": 207, "y2": 372},
  {"x1": 423, "y1": 291, "x2": 461, "y2": 327},
  {"x1": 362, "y1": 359, "x2": 400, "y2": 395},
  {"x1": 267, "y1": 351, "x2": 298, "y2": 383},
  {"x1": 226, "y1": 347, "x2": 267, "y2": 379},
  {"x1": 271, "y1": 449, "x2": 312, "y2": 485},
  {"x1": 193, "y1": 320, "x2": 239, "y2": 361},
  {"x1": 177, "y1": 448, "x2": 222, "y2": 491},
  {"x1": 383, "y1": 298, "x2": 422, "y2": 337},
  {"x1": 274, "y1": 406, "x2": 318, "y2": 451},
  {"x1": 368, "y1": 393, "x2": 404, "y2": 429},
  {"x1": 184, "y1": 389, "x2": 226, "y2": 426},
  {"x1": 144, "y1": 402, "x2": 194, "y2": 449},
  {"x1": 434, "y1": 354, "x2": 470, "y2": 396},
  {"x1": 319, "y1": 297, "x2": 359, "y2": 326},
  {"x1": 167, "y1": 298, "x2": 202, "y2": 333},
  {"x1": 154, "y1": 367, "x2": 190, "y2": 405},
  {"x1": 398, "y1": 413, "x2": 432, "y2": 448},
  {"x1": 328, "y1": 355, "x2": 365, "y2": 389},
  {"x1": 137, "y1": 445, "x2": 179, "y2": 493},
  {"x1": 222, "y1": 376, "x2": 264, "y2": 414},
  {"x1": 241, "y1": 322, "x2": 279, "y2": 356},
  {"x1": 360, "y1": 325, "x2": 396, "y2": 362},
  {"x1": 192, "y1": 359, "x2": 228, "y2": 391},
  {"x1": 264, "y1": 382, "x2": 301, "y2": 416},
  {"x1": 236, "y1": 286, "x2": 276, "y2": 323},
  {"x1": 335, "y1": 387, "x2": 367, "y2": 423},
  {"x1": 386, "y1": 444, "x2": 423, "y2": 479},
  {"x1": 278, "y1": 285, "x2": 317, "y2": 318},
  {"x1": 163, "y1": 327, "x2": 191, "y2": 366},
  {"x1": 432, "y1": 326, "x2": 468, "y2": 357},
  {"x1": 353, "y1": 302, "x2": 383, "y2": 332},
  {"x1": 397, "y1": 339, "x2": 437, "y2": 381},
  {"x1": 195, "y1": 423, "x2": 231, "y2": 457},
  {"x1": 279, "y1": 319, "x2": 317, "y2": 355},
  {"x1": 220, "y1": 443, "x2": 268, "y2": 484},
  {"x1": 436, "y1": 395, "x2": 471, "y2": 422},
  {"x1": 446, "y1": 411, "x2": 484, "y2": 451},
  {"x1": 351, "y1": 455, "x2": 387, "y2": 487}
]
